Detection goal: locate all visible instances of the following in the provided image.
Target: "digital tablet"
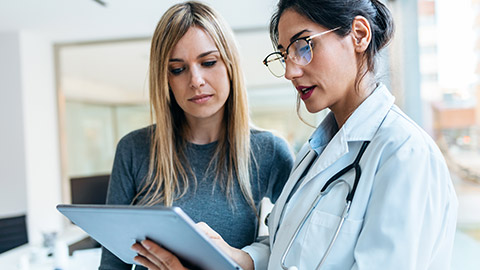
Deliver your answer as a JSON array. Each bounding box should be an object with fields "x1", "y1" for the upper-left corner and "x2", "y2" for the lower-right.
[{"x1": 56, "y1": 204, "x2": 242, "y2": 270}]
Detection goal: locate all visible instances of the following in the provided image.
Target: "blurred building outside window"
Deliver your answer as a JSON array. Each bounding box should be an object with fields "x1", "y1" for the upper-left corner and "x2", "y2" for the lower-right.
[{"x1": 417, "y1": 0, "x2": 480, "y2": 261}]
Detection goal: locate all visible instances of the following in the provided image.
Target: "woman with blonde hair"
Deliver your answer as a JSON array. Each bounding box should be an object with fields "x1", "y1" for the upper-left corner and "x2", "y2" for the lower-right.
[{"x1": 99, "y1": 1, "x2": 293, "y2": 269}]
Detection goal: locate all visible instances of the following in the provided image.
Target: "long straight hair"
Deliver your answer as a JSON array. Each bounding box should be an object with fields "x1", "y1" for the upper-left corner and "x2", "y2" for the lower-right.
[{"x1": 133, "y1": 1, "x2": 254, "y2": 210}]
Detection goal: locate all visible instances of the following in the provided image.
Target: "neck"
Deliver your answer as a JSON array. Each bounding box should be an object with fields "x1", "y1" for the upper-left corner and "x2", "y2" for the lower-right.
[
  {"x1": 332, "y1": 75, "x2": 377, "y2": 128},
  {"x1": 184, "y1": 114, "x2": 224, "y2": 145}
]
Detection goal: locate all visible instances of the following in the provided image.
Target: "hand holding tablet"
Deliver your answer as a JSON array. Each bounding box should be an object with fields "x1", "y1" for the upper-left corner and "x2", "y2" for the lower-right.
[{"x1": 56, "y1": 204, "x2": 242, "y2": 270}]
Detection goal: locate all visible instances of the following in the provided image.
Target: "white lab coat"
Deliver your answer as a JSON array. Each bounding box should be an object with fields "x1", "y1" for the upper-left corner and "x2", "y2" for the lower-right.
[{"x1": 243, "y1": 84, "x2": 458, "y2": 270}]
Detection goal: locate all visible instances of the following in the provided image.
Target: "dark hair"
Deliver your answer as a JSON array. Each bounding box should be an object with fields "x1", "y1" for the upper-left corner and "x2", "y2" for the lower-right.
[{"x1": 270, "y1": 0, "x2": 394, "y2": 87}]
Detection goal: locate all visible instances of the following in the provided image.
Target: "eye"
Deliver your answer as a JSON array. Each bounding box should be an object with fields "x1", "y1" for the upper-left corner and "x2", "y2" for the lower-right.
[
  {"x1": 298, "y1": 44, "x2": 310, "y2": 56},
  {"x1": 169, "y1": 67, "x2": 185, "y2": 75},
  {"x1": 202, "y1": 60, "x2": 217, "y2": 67}
]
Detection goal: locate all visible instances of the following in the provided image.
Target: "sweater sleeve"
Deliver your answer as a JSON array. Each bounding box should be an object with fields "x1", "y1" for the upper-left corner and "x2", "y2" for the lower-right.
[
  {"x1": 105, "y1": 135, "x2": 138, "y2": 205},
  {"x1": 99, "y1": 135, "x2": 140, "y2": 270}
]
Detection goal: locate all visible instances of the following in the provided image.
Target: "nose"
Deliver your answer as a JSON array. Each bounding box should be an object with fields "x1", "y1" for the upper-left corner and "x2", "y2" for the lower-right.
[
  {"x1": 284, "y1": 59, "x2": 303, "y2": 81},
  {"x1": 189, "y1": 66, "x2": 206, "y2": 89}
]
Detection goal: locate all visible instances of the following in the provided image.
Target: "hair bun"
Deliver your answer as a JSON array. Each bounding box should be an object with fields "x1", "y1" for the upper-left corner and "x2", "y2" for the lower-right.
[{"x1": 371, "y1": 0, "x2": 395, "y2": 50}]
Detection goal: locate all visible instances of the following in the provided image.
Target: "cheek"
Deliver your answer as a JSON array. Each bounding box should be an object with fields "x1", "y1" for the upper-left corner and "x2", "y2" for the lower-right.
[
  {"x1": 214, "y1": 66, "x2": 231, "y2": 97},
  {"x1": 169, "y1": 87, "x2": 184, "y2": 110},
  {"x1": 221, "y1": 80, "x2": 231, "y2": 101},
  {"x1": 168, "y1": 77, "x2": 184, "y2": 96},
  {"x1": 333, "y1": 41, "x2": 358, "y2": 77},
  {"x1": 312, "y1": 37, "x2": 356, "y2": 75},
  {"x1": 313, "y1": 50, "x2": 355, "y2": 83}
]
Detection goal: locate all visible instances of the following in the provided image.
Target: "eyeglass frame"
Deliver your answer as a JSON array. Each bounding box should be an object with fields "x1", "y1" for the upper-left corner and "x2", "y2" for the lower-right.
[{"x1": 263, "y1": 26, "x2": 341, "y2": 77}]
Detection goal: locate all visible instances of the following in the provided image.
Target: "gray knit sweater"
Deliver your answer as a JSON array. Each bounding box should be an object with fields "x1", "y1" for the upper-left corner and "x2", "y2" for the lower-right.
[{"x1": 99, "y1": 126, "x2": 294, "y2": 270}]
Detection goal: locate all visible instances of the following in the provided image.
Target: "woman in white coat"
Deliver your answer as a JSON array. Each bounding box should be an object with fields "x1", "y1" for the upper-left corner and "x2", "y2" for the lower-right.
[{"x1": 131, "y1": 0, "x2": 458, "y2": 269}]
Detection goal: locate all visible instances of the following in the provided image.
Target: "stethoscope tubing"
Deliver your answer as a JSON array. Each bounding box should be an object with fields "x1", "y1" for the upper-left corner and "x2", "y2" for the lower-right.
[
  {"x1": 316, "y1": 200, "x2": 351, "y2": 269},
  {"x1": 279, "y1": 141, "x2": 370, "y2": 270},
  {"x1": 280, "y1": 180, "x2": 352, "y2": 270}
]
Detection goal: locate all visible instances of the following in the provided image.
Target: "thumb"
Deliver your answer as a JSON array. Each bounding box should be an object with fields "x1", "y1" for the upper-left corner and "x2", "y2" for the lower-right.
[{"x1": 195, "y1": 222, "x2": 222, "y2": 240}]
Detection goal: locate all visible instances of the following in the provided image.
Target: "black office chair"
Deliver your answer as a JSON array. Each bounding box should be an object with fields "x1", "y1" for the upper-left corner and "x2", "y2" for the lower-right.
[
  {"x1": 0, "y1": 215, "x2": 28, "y2": 254},
  {"x1": 68, "y1": 174, "x2": 110, "y2": 254},
  {"x1": 70, "y1": 174, "x2": 110, "y2": 205}
]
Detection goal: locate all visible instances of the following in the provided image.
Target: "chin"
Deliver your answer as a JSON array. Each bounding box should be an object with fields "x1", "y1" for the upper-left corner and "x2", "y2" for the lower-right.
[{"x1": 304, "y1": 105, "x2": 322, "y2": 114}]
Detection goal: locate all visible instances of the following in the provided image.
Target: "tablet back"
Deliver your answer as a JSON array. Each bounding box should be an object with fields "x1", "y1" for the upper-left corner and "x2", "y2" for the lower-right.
[{"x1": 56, "y1": 204, "x2": 242, "y2": 270}]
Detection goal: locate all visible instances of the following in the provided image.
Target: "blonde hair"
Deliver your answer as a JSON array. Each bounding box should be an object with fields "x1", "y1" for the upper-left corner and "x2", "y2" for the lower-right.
[{"x1": 133, "y1": 1, "x2": 254, "y2": 210}]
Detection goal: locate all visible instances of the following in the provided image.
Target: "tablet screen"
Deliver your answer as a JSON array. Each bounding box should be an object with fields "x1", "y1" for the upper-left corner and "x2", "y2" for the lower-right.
[{"x1": 57, "y1": 204, "x2": 242, "y2": 270}]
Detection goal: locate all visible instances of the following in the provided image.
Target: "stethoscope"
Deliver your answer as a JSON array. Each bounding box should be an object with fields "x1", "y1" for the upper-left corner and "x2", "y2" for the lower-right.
[{"x1": 275, "y1": 141, "x2": 370, "y2": 270}]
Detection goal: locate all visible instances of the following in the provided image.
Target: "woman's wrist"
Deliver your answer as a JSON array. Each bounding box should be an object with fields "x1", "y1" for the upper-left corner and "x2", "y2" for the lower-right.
[{"x1": 230, "y1": 248, "x2": 254, "y2": 270}]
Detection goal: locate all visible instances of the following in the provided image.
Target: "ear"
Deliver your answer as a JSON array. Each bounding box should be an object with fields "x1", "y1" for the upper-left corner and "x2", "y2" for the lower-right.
[{"x1": 351, "y1": 16, "x2": 372, "y2": 53}]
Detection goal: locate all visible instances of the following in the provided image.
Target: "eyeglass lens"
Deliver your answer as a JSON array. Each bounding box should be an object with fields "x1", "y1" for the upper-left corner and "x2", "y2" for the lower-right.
[
  {"x1": 265, "y1": 39, "x2": 312, "y2": 77},
  {"x1": 291, "y1": 40, "x2": 312, "y2": 65},
  {"x1": 265, "y1": 54, "x2": 286, "y2": 77}
]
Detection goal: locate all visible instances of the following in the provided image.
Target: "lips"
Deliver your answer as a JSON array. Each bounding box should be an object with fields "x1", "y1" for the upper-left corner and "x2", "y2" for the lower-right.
[
  {"x1": 188, "y1": 94, "x2": 213, "y2": 104},
  {"x1": 296, "y1": 85, "x2": 315, "y2": 100}
]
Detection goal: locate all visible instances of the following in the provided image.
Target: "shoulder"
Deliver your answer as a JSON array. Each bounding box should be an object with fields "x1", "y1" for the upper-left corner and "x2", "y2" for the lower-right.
[
  {"x1": 368, "y1": 106, "x2": 455, "y2": 212},
  {"x1": 250, "y1": 128, "x2": 292, "y2": 154},
  {"x1": 119, "y1": 125, "x2": 153, "y2": 144},
  {"x1": 250, "y1": 128, "x2": 294, "y2": 168},
  {"x1": 116, "y1": 125, "x2": 154, "y2": 155},
  {"x1": 373, "y1": 105, "x2": 445, "y2": 164},
  {"x1": 110, "y1": 126, "x2": 153, "y2": 187}
]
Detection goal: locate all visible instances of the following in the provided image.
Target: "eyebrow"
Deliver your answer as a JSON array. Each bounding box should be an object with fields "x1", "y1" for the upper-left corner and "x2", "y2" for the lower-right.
[
  {"x1": 277, "y1": 29, "x2": 312, "y2": 50},
  {"x1": 169, "y1": 50, "x2": 219, "y2": 62}
]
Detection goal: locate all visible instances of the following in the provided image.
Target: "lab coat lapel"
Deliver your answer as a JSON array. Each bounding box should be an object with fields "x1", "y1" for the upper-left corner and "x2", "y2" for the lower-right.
[
  {"x1": 269, "y1": 141, "x2": 341, "y2": 246},
  {"x1": 291, "y1": 144, "x2": 312, "y2": 173},
  {"x1": 269, "y1": 145, "x2": 314, "y2": 242},
  {"x1": 297, "y1": 84, "x2": 395, "y2": 189},
  {"x1": 298, "y1": 129, "x2": 349, "y2": 191}
]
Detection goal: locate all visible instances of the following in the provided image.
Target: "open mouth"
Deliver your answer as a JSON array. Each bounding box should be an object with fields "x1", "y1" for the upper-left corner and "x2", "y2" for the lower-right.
[
  {"x1": 299, "y1": 86, "x2": 315, "y2": 95},
  {"x1": 296, "y1": 85, "x2": 315, "y2": 100}
]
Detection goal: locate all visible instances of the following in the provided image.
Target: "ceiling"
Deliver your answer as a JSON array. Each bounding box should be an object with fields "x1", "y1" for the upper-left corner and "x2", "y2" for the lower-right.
[
  {"x1": 0, "y1": 0, "x2": 290, "y2": 104},
  {"x1": 0, "y1": 0, "x2": 277, "y2": 42}
]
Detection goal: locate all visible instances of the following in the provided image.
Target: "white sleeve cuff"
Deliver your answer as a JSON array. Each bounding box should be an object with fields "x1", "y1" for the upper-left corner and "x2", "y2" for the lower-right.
[{"x1": 241, "y1": 241, "x2": 270, "y2": 270}]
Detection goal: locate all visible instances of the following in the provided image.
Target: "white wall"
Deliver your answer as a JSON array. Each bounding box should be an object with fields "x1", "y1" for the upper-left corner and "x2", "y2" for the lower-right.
[
  {"x1": 0, "y1": 31, "x2": 63, "y2": 245},
  {"x1": 20, "y1": 32, "x2": 63, "y2": 245},
  {"x1": 0, "y1": 32, "x2": 28, "y2": 219}
]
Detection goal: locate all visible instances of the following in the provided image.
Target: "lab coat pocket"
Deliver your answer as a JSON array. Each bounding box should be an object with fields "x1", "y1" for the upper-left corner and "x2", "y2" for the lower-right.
[{"x1": 299, "y1": 210, "x2": 363, "y2": 269}]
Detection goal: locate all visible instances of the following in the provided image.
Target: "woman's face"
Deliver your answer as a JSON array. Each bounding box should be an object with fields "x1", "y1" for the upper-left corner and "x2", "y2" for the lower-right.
[
  {"x1": 277, "y1": 9, "x2": 358, "y2": 114},
  {"x1": 168, "y1": 26, "x2": 230, "y2": 124}
]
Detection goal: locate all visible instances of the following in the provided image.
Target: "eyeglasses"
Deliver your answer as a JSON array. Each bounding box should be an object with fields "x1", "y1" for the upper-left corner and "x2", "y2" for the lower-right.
[{"x1": 263, "y1": 27, "x2": 341, "y2": 77}]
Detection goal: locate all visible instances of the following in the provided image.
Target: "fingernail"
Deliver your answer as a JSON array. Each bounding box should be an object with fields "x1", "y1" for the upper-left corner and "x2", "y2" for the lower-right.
[{"x1": 141, "y1": 240, "x2": 151, "y2": 250}]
